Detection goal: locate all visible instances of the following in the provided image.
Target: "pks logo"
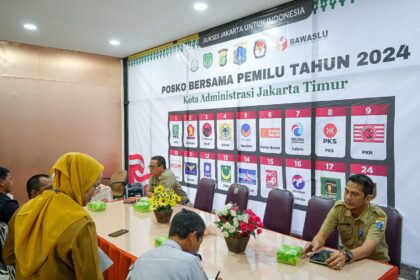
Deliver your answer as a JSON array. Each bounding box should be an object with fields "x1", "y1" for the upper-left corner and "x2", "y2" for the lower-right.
[
  {"x1": 291, "y1": 123, "x2": 304, "y2": 137},
  {"x1": 291, "y1": 174, "x2": 305, "y2": 190},
  {"x1": 265, "y1": 170, "x2": 278, "y2": 189},
  {"x1": 323, "y1": 123, "x2": 337, "y2": 138},
  {"x1": 202, "y1": 122, "x2": 212, "y2": 137},
  {"x1": 241, "y1": 123, "x2": 251, "y2": 137}
]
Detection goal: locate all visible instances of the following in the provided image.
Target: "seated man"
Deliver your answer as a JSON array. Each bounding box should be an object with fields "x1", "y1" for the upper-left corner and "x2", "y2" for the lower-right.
[
  {"x1": 127, "y1": 209, "x2": 220, "y2": 280},
  {"x1": 303, "y1": 174, "x2": 389, "y2": 270},
  {"x1": 146, "y1": 155, "x2": 192, "y2": 206},
  {"x1": 0, "y1": 167, "x2": 19, "y2": 224},
  {"x1": 26, "y1": 174, "x2": 53, "y2": 199}
]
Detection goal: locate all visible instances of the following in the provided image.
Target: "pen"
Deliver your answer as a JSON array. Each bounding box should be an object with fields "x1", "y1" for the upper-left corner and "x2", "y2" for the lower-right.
[{"x1": 215, "y1": 270, "x2": 221, "y2": 279}]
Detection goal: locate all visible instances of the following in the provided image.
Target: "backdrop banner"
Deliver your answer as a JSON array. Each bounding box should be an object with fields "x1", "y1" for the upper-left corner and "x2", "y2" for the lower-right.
[{"x1": 127, "y1": 0, "x2": 420, "y2": 267}]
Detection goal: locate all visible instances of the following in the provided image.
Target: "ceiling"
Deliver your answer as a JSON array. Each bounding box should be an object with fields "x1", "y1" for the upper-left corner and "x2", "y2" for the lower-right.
[{"x1": 0, "y1": 0, "x2": 291, "y2": 58}]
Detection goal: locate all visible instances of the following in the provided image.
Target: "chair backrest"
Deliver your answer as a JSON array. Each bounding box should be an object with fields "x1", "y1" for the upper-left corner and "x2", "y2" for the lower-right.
[
  {"x1": 194, "y1": 178, "x2": 216, "y2": 212},
  {"x1": 109, "y1": 169, "x2": 127, "y2": 198},
  {"x1": 263, "y1": 189, "x2": 294, "y2": 235},
  {"x1": 225, "y1": 184, "x2": 249, "y2": 211},
  {"x1": 379, "y1": 206, "x2": 402, "y2": 269},
  {"x1": 302, "y1": 196, "x2": 339, "y2": 249}
]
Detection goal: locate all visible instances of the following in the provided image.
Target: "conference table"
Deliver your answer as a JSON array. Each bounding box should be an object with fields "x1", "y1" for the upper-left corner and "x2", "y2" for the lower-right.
[{"x1": 90, "y1": 201, "x2": 398, "y2": 280}]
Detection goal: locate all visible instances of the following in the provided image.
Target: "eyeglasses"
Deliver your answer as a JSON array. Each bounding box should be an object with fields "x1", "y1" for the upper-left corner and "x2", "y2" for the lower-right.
[{"x1": 148, "y1": 165, "x2": 159, "y2": 169}]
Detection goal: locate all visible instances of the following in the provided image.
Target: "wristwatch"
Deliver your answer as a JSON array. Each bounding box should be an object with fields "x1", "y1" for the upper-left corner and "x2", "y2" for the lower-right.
[{"x1": 342, "y1": 249, "x2": 353, "y2": 263}]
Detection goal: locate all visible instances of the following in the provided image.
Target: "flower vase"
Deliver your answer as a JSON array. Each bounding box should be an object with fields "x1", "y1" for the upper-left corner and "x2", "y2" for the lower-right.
[
  {"x1": 224, "y1": 235, "x2": 250, "y2": 254},
  {"x1": 154, "y1": 209, "x2": 173, "y2": 223}
]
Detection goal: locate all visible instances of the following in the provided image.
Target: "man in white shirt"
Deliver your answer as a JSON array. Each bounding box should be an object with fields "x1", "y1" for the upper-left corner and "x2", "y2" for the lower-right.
[{"x1": 127, "y1": 209, "x2": 220, "y2": 280}]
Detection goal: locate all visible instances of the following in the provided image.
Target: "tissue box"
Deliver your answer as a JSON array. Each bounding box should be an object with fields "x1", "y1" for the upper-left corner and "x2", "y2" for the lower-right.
[
  {"x1": 276, "y1": 245, "x2": 303, "y2": 266},
  {"x1": 154, "y1": 236, "x2": 168, "y2": 247},
  {"x1": 87, "y1": 201, "x2": 107, "y2": 212},
  {"x1": 133, "y1": 197, "x2": 151, "y2": 212}
]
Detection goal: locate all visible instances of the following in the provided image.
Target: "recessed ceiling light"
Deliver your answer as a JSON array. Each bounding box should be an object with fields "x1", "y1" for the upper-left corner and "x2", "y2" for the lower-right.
[
  {"x1": 193, "y1": 2, "x2": 208, "y2": 11},
  {"x1": 23, "y1": 23, "x2": 37, "y2": 31},
  {"x1": 109, "y1": 40, "x2": 120, "y2": 46}
]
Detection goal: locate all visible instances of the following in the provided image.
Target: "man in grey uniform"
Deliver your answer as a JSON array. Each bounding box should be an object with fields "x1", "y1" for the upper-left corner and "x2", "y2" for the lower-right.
[
  {"x1": 146, "y1": 155, "x2": 192, "y2": 206},
  {"x1": 127, "y1": 209, "x2": 221, "y2": 280}
]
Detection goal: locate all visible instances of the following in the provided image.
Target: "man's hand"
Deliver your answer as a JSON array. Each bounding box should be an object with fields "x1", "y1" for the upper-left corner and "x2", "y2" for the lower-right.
[
  {"x1": 303, "y1": 240, "x2": 322, "y2": 257},
  {"x1": 325, "y1": 251, "x2": 346, "y2": 270}
]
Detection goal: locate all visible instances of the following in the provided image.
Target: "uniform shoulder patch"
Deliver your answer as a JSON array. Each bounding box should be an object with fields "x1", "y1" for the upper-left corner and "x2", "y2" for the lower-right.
[{"x1": 374, "y1": 217, "x2": 385, "y2": 231}]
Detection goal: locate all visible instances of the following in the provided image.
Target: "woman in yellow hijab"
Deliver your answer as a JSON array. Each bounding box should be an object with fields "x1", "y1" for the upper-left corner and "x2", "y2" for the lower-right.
[{"x1": 3, "y1": 152, "x2": 104, "y2": 279}]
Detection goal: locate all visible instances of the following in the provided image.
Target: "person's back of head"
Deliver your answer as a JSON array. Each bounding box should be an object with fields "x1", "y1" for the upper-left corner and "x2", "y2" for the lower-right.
[
  {"x1": 169, "y1": 209, "x2": 206, "y2": 253},
  {"x1": 26, "y1": 174, "x2": 52, "y2": 199}
]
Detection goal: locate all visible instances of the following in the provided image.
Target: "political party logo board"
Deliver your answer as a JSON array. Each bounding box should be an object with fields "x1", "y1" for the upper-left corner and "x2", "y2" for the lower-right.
[{"x1": 167, "y1": 97, "x2": 393, "y2": 208}]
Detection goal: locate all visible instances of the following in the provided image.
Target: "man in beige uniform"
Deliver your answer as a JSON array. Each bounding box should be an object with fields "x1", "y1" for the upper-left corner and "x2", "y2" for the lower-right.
[
  {"x1": 303, "y1": 174, "x2": 389, "y2": 270},
  {"x1": 146, "y1": 155, "x2": 192, "y2": 207}
]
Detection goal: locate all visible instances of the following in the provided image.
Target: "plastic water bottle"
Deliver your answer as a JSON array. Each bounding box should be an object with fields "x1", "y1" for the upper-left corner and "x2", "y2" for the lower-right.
[{"x1": 415, "y1": 269, "x2": 419, "y2": 280}]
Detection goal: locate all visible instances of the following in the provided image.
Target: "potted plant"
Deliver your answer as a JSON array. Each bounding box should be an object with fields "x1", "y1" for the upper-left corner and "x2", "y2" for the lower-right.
[
  {"x1": 214, "y1": 203, "x2": 263, "y2": 253},
  {"x1": 149, "y1": 184, "x2": 181, "y2": 223}
]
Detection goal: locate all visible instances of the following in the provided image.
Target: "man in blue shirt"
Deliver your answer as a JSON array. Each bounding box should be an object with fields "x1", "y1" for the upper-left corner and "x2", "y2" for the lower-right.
[{"x1": 127, "y1": 209, "x2": 221, "y2": 280}]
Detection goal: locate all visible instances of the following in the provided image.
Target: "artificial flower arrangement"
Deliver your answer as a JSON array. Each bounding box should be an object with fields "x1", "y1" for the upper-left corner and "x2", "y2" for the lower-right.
[
  {"x1": 214, "y1": 203, "x2": 264, "y2": 238},
  {"x1": 149, "y1": 184, "x2": 181, "y2": 211}
]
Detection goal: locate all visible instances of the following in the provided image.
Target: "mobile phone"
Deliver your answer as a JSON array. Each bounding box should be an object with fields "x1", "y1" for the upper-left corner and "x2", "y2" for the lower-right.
[
  {"x1": 108, "y1": 229, "x2": 129, "y2": 237},
  {"x1": 309, "y1": 250, "x2": 333, "y2": 265}
]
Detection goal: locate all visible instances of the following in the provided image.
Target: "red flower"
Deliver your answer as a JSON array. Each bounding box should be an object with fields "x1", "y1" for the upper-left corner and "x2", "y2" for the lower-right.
[
  {"x1": 257, "y1": 228, "x2": 262, "y2": 234},
  {"x1": 240, "y1": 222, "x2": 248, "y2": 233},
  {"x1": 248, "y1": 223, "x2": 255, "y2": 231}
]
